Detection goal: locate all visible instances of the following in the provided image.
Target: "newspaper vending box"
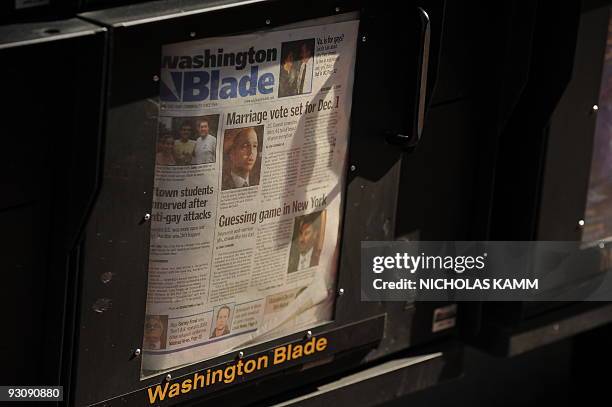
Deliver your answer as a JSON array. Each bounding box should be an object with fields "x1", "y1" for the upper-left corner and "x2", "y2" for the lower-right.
[
  {"x1": 475, "y1": 0, "x2": 612, "y2": 356},
  {"x1": 66, "y1": 0, "x2": 460, "y2": 405},
  {"x1": 0, "y1": 18, "x2": 107, "y2": 390}
]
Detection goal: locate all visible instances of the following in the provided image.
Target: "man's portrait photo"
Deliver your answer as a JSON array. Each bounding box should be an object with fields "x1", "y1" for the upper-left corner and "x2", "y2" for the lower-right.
[
  {"x1": 173, "y1": 120, "x2": 196, "y2": 166},
  {"x1": 155, "y1": 114, "x2": 219, "y2": 166},
  {"x1": 210, "y1": 304, "x2": 234, "y2": 339},
  {"x1": 191, "y1": 116, "x2": 219, "y2": 165},
  {"x1": 143, "y1": 314, "x2": 168, "y2": 350},
  {"x1": 221, "y1": 125, "x2": 264, "y2": 190},
  {"x1": 287, "y1": 210, "x2": 327, "y2": 273},
  {"x1": 278, "y1": 38, "x2": 315, "y2": 98}
]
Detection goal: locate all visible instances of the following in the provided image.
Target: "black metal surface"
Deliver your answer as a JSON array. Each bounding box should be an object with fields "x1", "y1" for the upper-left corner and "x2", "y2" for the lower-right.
[
  {"x1": 79, "y1": 0, "x2": 154, "y2": 12},
  {"x1": 268, "y1": 343, "x2": 463, "y2": 407},
  {"x1": 537, "y1": 4, "x2": 609, "y2": 241},
  {"x1": 395, "y1": 1, "x2": 541, "y2": 244},
  {"x1": 474, "y1": 302, "x2": 612, "y2": 357},
  {"x1": 428, "y1": 1, "x2": 493, "y2": 106},
  {"x1": 477, "y1": 1, "x2": 609, "y2": 334},
  {"x1": 489, "y1": 0, "x2": 583, "y2": 241},
  {"x1": 0, "y1": 1, "x2": 69, "y2": 25},
  {"x1": 0, "y1": 18, "x2": 102, "y2": 48},
  {"x1": 0, "y1": 18, "x2": 107, "y2": 390},
  {"x1": 396, "y1": 100, "x2": 481, "y2": 241},
  {"x1": 388, "y1": 341, "x2": 573, "y2": 407},
  {"x1": 80, "y1": 0, "x2": 270, "y2": 26}
]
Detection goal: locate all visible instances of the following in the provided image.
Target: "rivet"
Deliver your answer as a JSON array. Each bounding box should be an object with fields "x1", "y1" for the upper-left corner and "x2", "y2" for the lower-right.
[
  {"x1": 165, "y1": 374, "x2": 172, "y2": 381},
  {"x1": 335, "y1": 7, "x2": 340, "y2": 12},
  {"x1": 305, "y1": 330, "x2": 313, "y2": 339},
  {"x1": 100, "y1": 271, "x2": 113, "y2": 284},
  {"x1": 189, "y1": 32, "x2": 196, "y2": 38},
  {"x1": 578, "y1": 219, "x2": 585, "y2": 227},
  {"x1": 265, "y1": 19, "x2": 271, "y2": 25},
  {"x1": 153, "y1": 75, "x2": 159, "y2": 82},
  {"x1": 134, "y1": 348, "x2": 141, "y2": 357},
  {"x1": 144, "y1": 213, "x2": 151, "y2": 221},
  {"x1": 362, "y1": 35, "x2": 367, "y2": 42},
  {"x1": 350, "y1": 165, "x2": 356, "y2": 172},
  {"x1": 92, "y1": 298, "x2": 112, "y2": 313},
  {"x1": 237, "y1": 351, "x2": 244, "y2": 359},
  {"x1": 338, "y1": 288, "x2": 345, "y2": 296},
  {"x1": 592, "y1": 104, "x2": 599, "y2": 113}
]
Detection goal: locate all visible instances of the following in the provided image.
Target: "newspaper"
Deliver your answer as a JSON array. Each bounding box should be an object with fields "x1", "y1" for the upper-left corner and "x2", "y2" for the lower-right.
[{"x1": 142, "y1": 15, "x2": 359, "y2": 373}]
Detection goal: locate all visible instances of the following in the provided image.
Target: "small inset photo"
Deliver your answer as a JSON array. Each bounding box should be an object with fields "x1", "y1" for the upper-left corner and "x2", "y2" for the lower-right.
[
  {"x1": 156, "y1": 114, "x2": 220, "y2": 166},
  {"x1": 222, "y1": 125, "x2": 264, "y2": 190},
  {"x1": 278, "y1": 38, "x2": 315, "y2": 98},
  {"x1": 210, "y1": 304, "x2": 235, "y2": 339},
  {"x1": 143, "y1": 314, "x2": 168, "y2": 350},
  {"x1": 287, "y1": 210, "x2": 327, "y2": 273}
]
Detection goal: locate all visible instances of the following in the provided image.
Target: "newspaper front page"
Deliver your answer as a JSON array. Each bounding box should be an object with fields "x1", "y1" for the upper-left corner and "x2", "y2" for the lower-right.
[{"x1": 142, "y1": 15, "x2": 359, "y2": 374}]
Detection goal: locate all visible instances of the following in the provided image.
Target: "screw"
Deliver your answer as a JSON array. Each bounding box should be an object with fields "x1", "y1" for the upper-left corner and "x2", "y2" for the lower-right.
[
  {"x1": 338, "y1": 288, "x2": 345, "y2": 296},
  {"x1": 237, "y1": 351, "x2": 244, "y2": 359},
  {"x1": 144, "y1": 213, "x2": 151, "y2": 221},
  {"x1": 153, "y1": 75, "x2": 159, "y2": 82},
  {"x1": 92, "y1": 298, "x2": 112, "y2": 313},
  {"x1": 350, "y1": 165, "x2": 356, "y2": 172},
  {"x1": 578, "y1": 219, "x2": 585, "y2": 227},
  {"x1": 189, "y1": 32, "x2": 196, "y2": 38},
  {"x1": 265, "y1": 19, "x2": 271, "y2": 25},
  {"x1": 134, "y1": 348, "x2": 141, "y2": 357},
  {"x1": 165, "y1": 374, "x2": 172, "y2": 381},
  {"x1": 100, "y1": 271, "x2": 113, "y2": 284},
  {"x1": 362, "y1": 35, "x2": 367, "y2": 42},
  {"x1": 305, "y1": 330, "x2": 313, "y2": 339}
]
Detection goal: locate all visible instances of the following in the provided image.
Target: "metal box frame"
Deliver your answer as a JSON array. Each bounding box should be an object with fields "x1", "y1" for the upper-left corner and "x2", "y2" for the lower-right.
[{"x1": 70, "y1": 0, "x2": 456, "y2": 405}]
